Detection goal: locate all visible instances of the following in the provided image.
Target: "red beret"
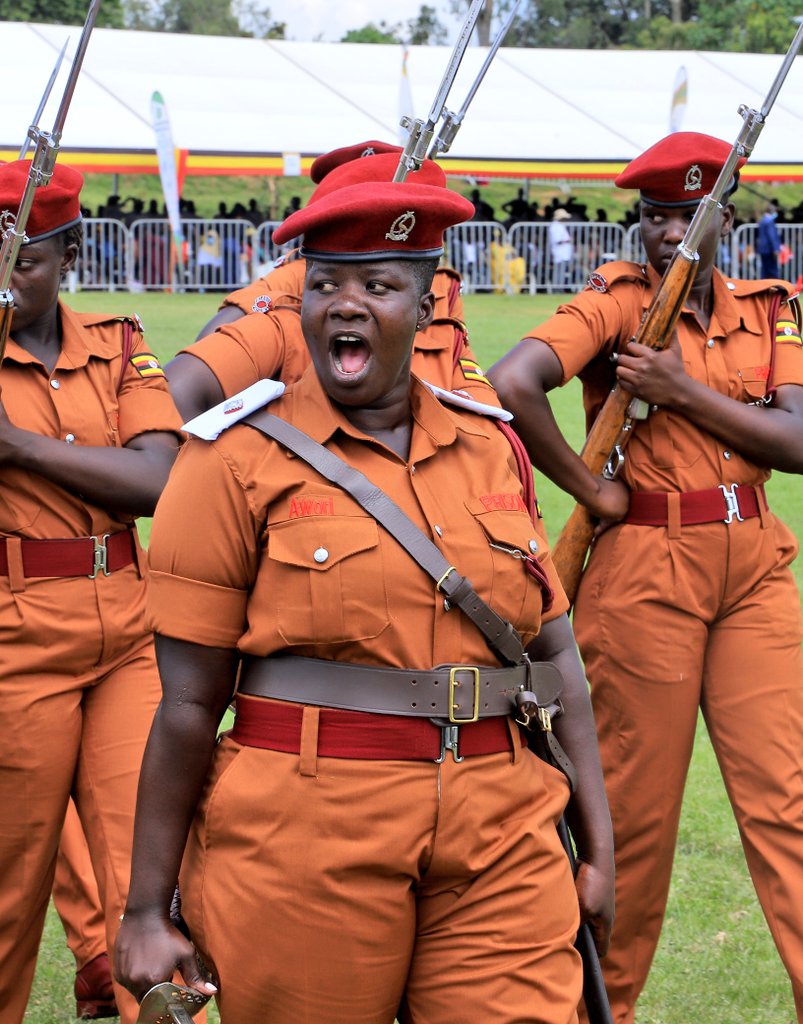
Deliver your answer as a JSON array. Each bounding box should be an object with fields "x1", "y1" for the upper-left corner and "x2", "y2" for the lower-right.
[
  {"x1": 310, "y1": 140, "x2": 402, "y2": 184},
  {"x1": 615, "y1": 132, "x2": 745, "y2": 207},
  {"x1": 272, "y1": 181, "x2": 474, "y2": 262},
  {"x1": 309, "y1": 153, "x2": 445, "y2": 205},
  {"x1": 0, "y1": 160, "x2": 83, "y2": 243}
]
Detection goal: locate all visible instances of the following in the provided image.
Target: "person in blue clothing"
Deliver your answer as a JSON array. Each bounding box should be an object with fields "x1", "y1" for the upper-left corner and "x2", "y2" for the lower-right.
[{"x1": 757, "y1": 201, "x2": 781, "y2": 277}]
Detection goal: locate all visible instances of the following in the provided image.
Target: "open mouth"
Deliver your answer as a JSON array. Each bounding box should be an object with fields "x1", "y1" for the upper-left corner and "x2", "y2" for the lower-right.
[{"x1": 331, "y1": 333, "x2": 371, "y2": 378}]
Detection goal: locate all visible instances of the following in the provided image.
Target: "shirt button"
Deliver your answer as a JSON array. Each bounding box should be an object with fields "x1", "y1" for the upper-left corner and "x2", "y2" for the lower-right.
[
  {"x1": 726, "y1": 281, "x2": 736, "y2": 290},
  {"x1": 529, "y1": 539, "x2": 538, "y2": 554},
  {"x1": 723, "y1": 450, "x2": 732, "y2": 460},
  {"x1": 50, "y1": 379, "x2": 61, "y2": 390},
  {"x1": 313, "y1": 547, "x2": 329, "y2": 564},
  {"x1": 65, "y1": 433, "x2": 76, "y2": 444},
  {"x1": 410, "y1": 464, "x2": 416, "y2": 475},
  {"x1": 434, "y1": 525, "x2": 443, "y2": 537},
  {"x1": 706, "y1": 339, "x2": 715, "y2": 348}
]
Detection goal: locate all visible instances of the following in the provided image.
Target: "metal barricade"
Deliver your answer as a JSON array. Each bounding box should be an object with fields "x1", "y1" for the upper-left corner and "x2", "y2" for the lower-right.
[
  {"x1": 732, "y1": 222, "x2": 801, "y2": 283},
  {"x1": 508, "y1": 221, "x2": 627, "y2": 293},
  {"x1": 128, "y1": 218, "x2": 173, "y2": 290},
  {"x1": 254, "y1": 221, "x2": 299, "y2": 274},
  {"x1": 180, "y1": 218, "x2": 256, "y2": 292},
  {"x1": 77, "y1": 218, "x2": 129, "y2": 291},
  {"x1": 444, "y1": 221, "x2": 506, "y2": 294},
  {"x1": 71, "y1": 216, "x2": 800, "y2": 293}
]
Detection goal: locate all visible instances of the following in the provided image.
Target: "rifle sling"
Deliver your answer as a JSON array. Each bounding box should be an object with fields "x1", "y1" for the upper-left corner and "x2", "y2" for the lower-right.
[{"x1": 244, "y1": 409, "x2": 525, "y2": 667}]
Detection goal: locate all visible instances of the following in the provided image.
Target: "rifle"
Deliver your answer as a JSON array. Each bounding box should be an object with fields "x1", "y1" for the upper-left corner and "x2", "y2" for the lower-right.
[
  {"x1": 557, "y1": 817, "x2": 614, "y2": 1024},
  {"x1": 551, "y1": 20, "x2": 803, "y2": 606},
  {"x1": 428, "y1": 0, "x2": 521, "y2": 159},
  {"x1": 0, "y1": 0, "x2": 100, "y2": 363},
  {"x1": 393, "y1": 0, "x2": 485, "y2": 182}
]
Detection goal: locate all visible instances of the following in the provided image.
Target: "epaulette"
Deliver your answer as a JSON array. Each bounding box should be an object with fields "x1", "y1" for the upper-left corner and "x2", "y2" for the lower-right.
[
  {"x1": 75, "y1": 312, "x2": 145, "y2": 333},
  {"x1": 434, "y1": 265, "x2": 461, "y2": 284},
  {"x1": 423, "y1": 381, "x2": 513, "y2": 422},
  {"x1": 182, "y1": 379, "x2": 285, "y2": 441},
  {"x1": 722, "y1": 276, "x2": 796, "y2": 300},
  {"x1": 583, "y1": 261, "x2": 648, "y2": 294}
]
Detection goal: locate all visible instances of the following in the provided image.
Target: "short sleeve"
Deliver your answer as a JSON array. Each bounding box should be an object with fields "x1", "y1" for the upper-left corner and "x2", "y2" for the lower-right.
[
  {"x1": 146, "y1": 439, "x2": 259, "y2": 647},
  {"x1": 117, "y1": 328, "x2": 183, "y2": 445},
  {"x1": 773, "y1": 302, "x2": 803, "y2": 388},
  {"x1": 524, "y1": 288, "x2": 630, "y2": 385},
  {"x1": 179, "y1": 316, "x2": 289, "y2": 397}
]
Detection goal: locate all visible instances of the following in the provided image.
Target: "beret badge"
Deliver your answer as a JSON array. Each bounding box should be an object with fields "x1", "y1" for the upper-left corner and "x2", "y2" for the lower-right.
[{"x1": 385, "y1": 211, "x2": 416, "y2": 243}]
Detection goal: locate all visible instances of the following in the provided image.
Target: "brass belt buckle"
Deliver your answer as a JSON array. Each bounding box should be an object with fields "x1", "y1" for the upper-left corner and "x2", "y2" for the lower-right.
[{"x1": 448, "y1": 666, "x2": 480, "y2": 723}]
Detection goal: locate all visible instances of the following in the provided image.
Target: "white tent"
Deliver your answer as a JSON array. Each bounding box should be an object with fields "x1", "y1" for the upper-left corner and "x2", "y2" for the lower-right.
[{"x1": 2, "y1": 21, "x2": 803, "y2": 181}]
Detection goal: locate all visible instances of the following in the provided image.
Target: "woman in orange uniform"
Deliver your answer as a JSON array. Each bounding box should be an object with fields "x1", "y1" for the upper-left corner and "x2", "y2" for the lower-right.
[
  {"x1": 489, "y1": 132, "x2": 803, "y2": 1023},
  {"x1": 115, "y1": 179, "x2": 613, "y2": 1022},
  {"x1": 168, "y1": 148, "x2": 480, "y2": 424},
  {"x1": 0, "y1": 160, "x2": 182, "y2": 1023}
]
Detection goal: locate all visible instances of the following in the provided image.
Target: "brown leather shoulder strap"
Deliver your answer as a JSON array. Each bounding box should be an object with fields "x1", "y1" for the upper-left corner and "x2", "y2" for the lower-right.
[{"x1": 244, "y1": 409, "x2": 526, "y2": 666}]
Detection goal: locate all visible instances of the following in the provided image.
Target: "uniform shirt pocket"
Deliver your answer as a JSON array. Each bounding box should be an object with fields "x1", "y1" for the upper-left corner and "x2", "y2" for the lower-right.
[
  {"x1": 264, "y1": 515, "x2": 390, "y2": 645},
  {"x1": 736, "y1": 365, "x2": 770, "y2": 403},
  {"x1": 464, "y1": 500, "x2": 544, "y2": 635}
]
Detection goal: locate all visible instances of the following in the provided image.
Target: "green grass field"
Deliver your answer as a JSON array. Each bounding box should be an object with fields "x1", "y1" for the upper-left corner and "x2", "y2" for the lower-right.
[{"x1": 24, "y1": 290, "x2": 802, "y2": 1023}]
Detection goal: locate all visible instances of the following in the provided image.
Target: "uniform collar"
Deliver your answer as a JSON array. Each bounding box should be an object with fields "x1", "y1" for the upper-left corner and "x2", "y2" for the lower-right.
[
  {"x1": 285, "y1": 363, "x2": 490, "y2": 461},
  {"x1": 5, "y1": 301, "x2": 127, "y2": 371},
  {"x1": 643, "y1": 264, "x2": 761, "y2": 338}
]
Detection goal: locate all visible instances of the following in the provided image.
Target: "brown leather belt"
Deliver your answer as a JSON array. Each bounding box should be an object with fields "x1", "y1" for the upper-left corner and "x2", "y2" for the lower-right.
[
  {"x1": 0, "y1": 528, "x2": 137, "y2": 578},
  {"x1": 232, "y1": 694, "x2": 524, "y2": 761},
  {"x1": 237, "y1": 655, "x2": 563, "y2": 723},
  {"x1": 624, "y1": 484, "x2": 766, "y2": 527}
]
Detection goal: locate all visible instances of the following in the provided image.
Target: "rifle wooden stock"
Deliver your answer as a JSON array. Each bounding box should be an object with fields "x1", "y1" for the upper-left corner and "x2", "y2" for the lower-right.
[
  {"x1": 552, "y1": 249, "x2": 698, "y2": 605},
  {"x1": 0, "y1": 303, "x2": 12, "y2": 365}
]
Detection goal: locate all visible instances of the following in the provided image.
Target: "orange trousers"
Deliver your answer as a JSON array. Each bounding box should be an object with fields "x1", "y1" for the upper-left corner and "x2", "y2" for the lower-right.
[
  {"x1": 0, "y1": 567, "x2": 160, "y2": 1024},
  {"x1": 52, "y1": 800, "x2": 107, "y2": 971},
  {"x1": 575, "y1": 513, "x2": 803, "y2": 1023},
  {"x1": 180, "y1": 717, "x2": 582, "y2": 1024}
]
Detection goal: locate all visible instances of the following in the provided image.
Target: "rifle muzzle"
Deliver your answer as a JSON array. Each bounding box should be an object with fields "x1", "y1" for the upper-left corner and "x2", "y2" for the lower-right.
[{"x1": 136, "y1": 982, "x2": 210, "y2": 1024}]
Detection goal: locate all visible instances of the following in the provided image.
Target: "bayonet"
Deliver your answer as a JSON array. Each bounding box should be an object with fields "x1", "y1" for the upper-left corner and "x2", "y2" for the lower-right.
[
  {"x1": 428, "y1": 0, "x2": 521, "y2": 159},
  {"x1": 18, "y1": 39, "x2": 69, "y2": 160},
  {"x1": 394, "y1": 0, "x2": 484, "y2": 181}
]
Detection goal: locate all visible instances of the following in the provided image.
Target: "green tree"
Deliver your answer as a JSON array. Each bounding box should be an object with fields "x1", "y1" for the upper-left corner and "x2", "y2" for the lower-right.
[
  {"x1": 122, "y1": 0, "x2": 284, "y2": 36},
  {"x1": 407, "y1": 4, "x2": 449, "y2": 45},
  {"x1": 340, "y1": 20, "x2": 402, "y2": 44},
  {"x1": 0, "y1": 0, "x2": 124, "y2": 27},
  {"x1": 126, "y1": 0, "x2": 240, "y2": 34},
  {"x1": 233, "y1": 0, "x2": 285, "y2": 38}
]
